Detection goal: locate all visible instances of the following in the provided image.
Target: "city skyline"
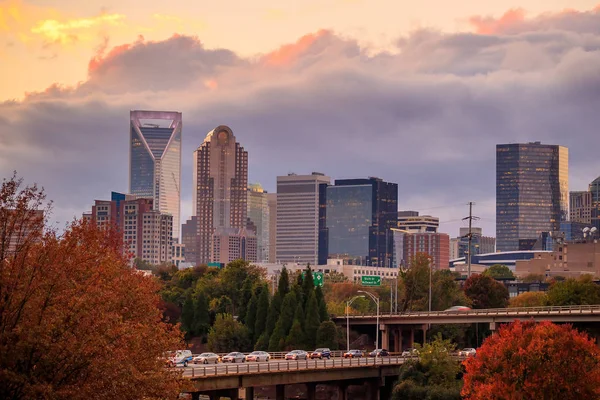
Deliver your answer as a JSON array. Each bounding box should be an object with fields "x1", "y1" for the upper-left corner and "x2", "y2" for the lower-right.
[{"x1": 2, "y1": 3, "x2": 600, "y2": 238}]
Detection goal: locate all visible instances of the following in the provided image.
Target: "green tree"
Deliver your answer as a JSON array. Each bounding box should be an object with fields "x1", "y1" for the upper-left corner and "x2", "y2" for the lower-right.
[
  {"x1": 431, "y1": 269, "x2": 470, "y2": 311},
  {"x1": 315, "y1": 285, "x2": 329, "y2": 322},
  {"x1": 316, "y1": 321, "x2": 339, "y2": 350},
  {"x1": 304, "y1": 291, "x2": 321, "y2": 349},
  {"x1": 482, "y1": 264, "x2": 515, "y2": 280},
  {"x1": 286, "y1": 303, "x2": 306, "y2": 350},
  {"x1": 210, "y1": 295, "x2": 234, "y2": 315},
  {"x1": 265, "y1": 292, "x2": 282, "y2": 337},
  {"x1": 192, "y1": 291, "x2": 210, "y2": 336},
  {"x1": 180, "y1": 294, "x2": 195, "y2": 335},
  {"x1": 269, "y1": 291, "x2": 297, "y2": 351},
  {"x1": 254, "y1": 284, "x2": 270, "y2": 343},
  {"x1": 546, "y1": 275, "x2": 600, "y2": 306},
  {"x1": 245, "y1": 293, "x2": 258, "y2": 340},
  {"x1": 302, "y1": 265, "x2": 315, "y2": 308},
  {"x1": 237, "y1": 277, "x2": 255, "y2": 323},
  {"x1": 509, "y1": 291, "x2": 548, "y2": 308},
  {"x1": 207, "y1": 314, "x2": 251, "y2": 353},
  {"x1": 464, "y1": 274, "x2": 509, "y2": 309},
  {"x1": 521, "y1": 273, "x2": 545, "y2": 283},
  {"x1": 278, "y1": 266, "x2": 290, "y2": 296},
  {"x1": 134, "y1": 257, "x2": 153, "y2": 270},
  {"x1": 400, "y1": 253, "x2": 431, "y2": 312}
]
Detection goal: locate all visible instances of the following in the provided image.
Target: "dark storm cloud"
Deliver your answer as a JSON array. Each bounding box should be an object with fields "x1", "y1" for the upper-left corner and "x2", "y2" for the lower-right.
[{"x1": 1, "y1": 7, "x2": 600, "y2": 235}]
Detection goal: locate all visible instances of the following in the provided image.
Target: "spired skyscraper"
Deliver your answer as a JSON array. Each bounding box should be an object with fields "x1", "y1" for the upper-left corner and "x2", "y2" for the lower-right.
[
  {"x1": 185, "y1": 125, "x2": 251, "y2": 265},
  {"x1": 129, "y1": 110, "x2": 182, "y2": 241},
  {"x1": 496, "y1": 142, "x2": 569, "y2": 252}
]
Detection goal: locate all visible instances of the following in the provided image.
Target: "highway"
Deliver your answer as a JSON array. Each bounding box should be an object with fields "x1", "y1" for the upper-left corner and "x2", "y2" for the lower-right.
[{"x1": 181, "y1": 356, "x2": 412, "y2": 378}]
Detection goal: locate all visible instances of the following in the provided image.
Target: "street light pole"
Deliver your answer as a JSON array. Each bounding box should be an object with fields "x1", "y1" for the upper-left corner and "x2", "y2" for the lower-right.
[
  {"x1": 358, "y1": 290, "x2": 380, "y2": 350},
  {"x1": 346, "y1": 295, "x2": 365, "y2": 352}
]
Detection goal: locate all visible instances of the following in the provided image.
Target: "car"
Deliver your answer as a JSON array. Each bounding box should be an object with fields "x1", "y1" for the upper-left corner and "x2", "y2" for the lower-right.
[
  {"x1": 285, "y1": 350, "x2": 308, "y2": 360},
  {"x1": 246, "y1": 351, "x2": 270, "y2": 362},
  {"x1": 444, "y1": 306, "x2": 471, "y2": 312},
  {"x1": 401, "y1": 348, "x2": 419, "y2": 357},
  {"x1": 459, "y1": 348, "x2": 477, "y2": 357},
  {"x1": 369, "y1": 349, "x2": 390, "y2": 357},
  {"x1": 192, "y1": 352, "x2": 220, "y2": 365},
  {"x1": 343, "y1": 350, "x2": 363, "y2": 358},
  {"x1": 310, "y1": 348, "x2": 331, "y2": 359},
  {"x1": 221, "y1": 352, "x2": 246, "y2": 363},
  {"x1": 166, "y1": 350, "x2": 193, "y2": 367}
]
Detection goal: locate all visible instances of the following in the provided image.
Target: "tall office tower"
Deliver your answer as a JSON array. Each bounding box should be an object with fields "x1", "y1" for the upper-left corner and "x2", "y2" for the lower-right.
[
  {"x1": 590, "y1": 177, "x2": 600, "y2": 230},
  {"x1": 326, "y1": 177, "x2": 398, "y2": 267},
  {"x1": 570, "y1": 191, "x2": 592, "y2": 225},
  {"x1": 267, "y1": 193, "x2": 277, "y2": 263},
  {"x1": 391, "y1": 229, "x2": 449, "y2": 271},
  {"x1": 496, "y1": 142, "x2": 569, "y2": 252},
  {"x1": 247, "y1": 183, "x2": 270, "y2": 262},
  {"x1": 397, "y1": 211, "x2": 439, "y2": 233},
  {"x1": 129, "y1": 110, "x2": 182, "y2": 241},
  {"x1": 276, "y1": 173, "x2": 330, "y2": 266},
  {"x1": 187, "y1": 125, "x2": 248, "y2": 265}
]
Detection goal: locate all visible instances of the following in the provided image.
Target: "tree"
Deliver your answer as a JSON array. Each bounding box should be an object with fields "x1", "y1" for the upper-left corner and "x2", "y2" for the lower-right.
[
  {"x1": 431, "y1": 269, "x2": 470, "y2": 311},
  {"x1": 462, "y1": 321, "x2": 600, "y2": 399},
  {"x1": 509, "y1": 291, "x2": 548, "y2": 308},
  {"x1": 192, "y1": 291, "x2": 210, "y2": 336},
  {"x1": 325, "y1": 271, "x2": 348, "y2": 283},
  {"x1": 265, "y1": 292, "x2": 282, "y2": 337},
  {"x1": 269, "y1": 291, "x2": 297, "y2": 351},
  {"x1": 254, "y1": 284, "x2": 270, "y2": 343},
  {"x1": 286, "y1": 303, "x2": 306, "y2": 350},
  {"x1": 482, "y1": 264, "x2": 515, "y2": 280},
  {"x1": 302, "y1": 265, "x2": 315, "y2": 308},
  {"x1": 180, "y1": 294, "x2": 196, "y2": 335},
  {"x1": 237, "y1": 277, "x2": 255, "y2": 323},
  {"x1": 315, "y1": 285, "x2": 329, "y2": 322},
  {"x1": 207, "y1": 314, "x2": 251, "y2": 353},
  {"x1": 316, "y1": 321, "x2": 339, "y2": 350},
  {"x1": 546, "y1": 275, "x2": 600, "y2": 306},
  {"x1": 0, "y1": 174, "x2": 183, "y2": 399},
  {"x1": 463, "y1": 274, "x2": 509, "y2": 309},
  {"x1": 521, "y1": 273, "x2": 545, "y2": 283},
  {"x1": 134, "y1": 257, "x2": 154, "y2": 270},
  {"x1": 392, "y1": 334, "x2": 462, "y2": 400},
  {"x1": 278, "y1": 266, "x2": 290, "y2": 296},
  {"x1": 400, "y1": 253, "x2": 431, "y2": 312},
  {"x1": 245, "y1": 293, "x2": 258, "y2": 340},
  {"x1": 304, "y1": 291, "x2": 321, "y2": 349}
]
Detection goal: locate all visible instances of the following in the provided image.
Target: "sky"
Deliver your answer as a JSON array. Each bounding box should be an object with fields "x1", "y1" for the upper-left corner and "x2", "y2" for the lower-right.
[{"x1": 1, "y1": 0, "x2": 600, "y2": 237}]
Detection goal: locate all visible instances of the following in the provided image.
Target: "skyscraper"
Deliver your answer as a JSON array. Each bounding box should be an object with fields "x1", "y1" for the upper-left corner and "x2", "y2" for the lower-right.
[
  {"x1": 496, "y1": 142, "x2": 569, "y2": 252},
  {"x1": 326, "y1": 177, "x2": 398, "y2": 267},
  {"x1": 570, "y1": 191, "x2": 592, "y2": 225},
  {"x1": 276, "y1": 173, "x2": 330, "y2": 266},
  {"x1": 186, "y1": 125, "x2": 249, "y2": 265},
  {"x1": 267, "y1": 193, "x2": 277, "y2": 263},
  {"x1": 129, "y1": 110, "x2": 181, "y2": 241},
  {"x1": 247, "y1": 183, "x2": 270, "y2": 262}
]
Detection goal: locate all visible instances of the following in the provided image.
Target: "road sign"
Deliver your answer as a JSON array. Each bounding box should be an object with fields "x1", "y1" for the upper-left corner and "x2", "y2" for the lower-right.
[
  {"x1": 361, "y1": 276, "x2": 381, "y2": 286},
  {"x1": 302, "y1": 271, "x2": 324, "y2": 287}
]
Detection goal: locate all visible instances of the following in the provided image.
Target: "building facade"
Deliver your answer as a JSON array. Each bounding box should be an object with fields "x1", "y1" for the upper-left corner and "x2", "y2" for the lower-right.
[
  {"x1": 326, "y1": 177, "x2": 398, "y2": 267},
  {"x1": 455, "y1": 227, "x2": 496, "y2": 259},
  {"x1": 211, "y1": 228, "x2": 257, "y2": 264},
  {"x1": 276, "y1": 173, "x2": 330, "y2": 266},
  {"x1": 267, "y1": 193, "x2": 277, "y2": 263},
  {"x1": 392, "y1": 229, "x2": 450, "y2": 271},
  {"x1": 129, "y1": 110, "x2": 181, "y2": 241},
  {"x1": 496, "y1": 142, "x2": 569, "y2": 252},
  {"x1": 570, "y1": 191, "x2": 592, "y2": 225},
  {"x1": 185, "y1": 125, "x2": 249, "y2": 265},
  {"x1": 247, "y1": 183, "x2": 270, "y2": 262},
  {"x1": 397, "y1": 211, "x2": 439, "y2": 233},
  {"x1": 87, "y1": 192, "x2": 173, "y2": 265}
]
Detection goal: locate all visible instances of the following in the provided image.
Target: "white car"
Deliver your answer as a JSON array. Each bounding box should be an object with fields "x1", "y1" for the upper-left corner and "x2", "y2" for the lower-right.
[
  {"x1": 221, "y1": 352, "x2": 246, "y2": 363},
  {"x1": 459, "y1": 348, "x2": 477, "y2": 357},
  {"x1": 193, "y1": 352, "x2": 220, "y2": 364},
  {"x1": 401, "y1": 348, "x2": 419, "y2": 357},
  {"x1": 166, "y1": 350, "x2": 193, "y2": 367},
  {"x1": 285, "y1": 350, "x2": 308, "y2": 360},
  {"x1": 246, "y1": 351, "x2": 270, "y2": 362}
]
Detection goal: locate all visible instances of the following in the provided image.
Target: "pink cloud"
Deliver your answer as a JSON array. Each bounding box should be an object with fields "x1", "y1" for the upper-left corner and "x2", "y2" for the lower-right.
[
  {"x1": 469, "y1": 8, "x2": 526, "y2": 35},
  {"x1": 263, "y1": 29, "x2": 329, "y2": 66}
]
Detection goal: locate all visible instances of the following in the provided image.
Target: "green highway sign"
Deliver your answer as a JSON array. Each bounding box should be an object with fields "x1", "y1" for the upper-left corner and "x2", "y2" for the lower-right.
[
  {"x1": 302, "y1": 271, "x2": 324, "y2": 287},
  {"x1": 361, "y1": 276, "x2": 381, "y2": 287}
]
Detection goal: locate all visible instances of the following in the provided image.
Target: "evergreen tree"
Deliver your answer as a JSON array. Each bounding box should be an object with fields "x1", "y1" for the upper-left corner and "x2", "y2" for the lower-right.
[
  {"x1": 286, "y1": 303, "x2": 306, "y2": 350},
  {"x1": 315, "y1": 285, "x2": 329, "y2": 322},
  {"x1": 278, "y1": 266, "x2": 290, "y2": 297},
  {"x1": 255, "y1": 332, "x2": 270, "y2": 351},
  {"x1": 304, "y1": 290, "x2": 321, "y2": 349},
  {"x1": 316, "y1": 321, "x2": 339, "y2": 350},
  {"x1": 265, "y1": 292, "x2": 282, "y2": 337},
  {"x1": 245, "y1": 291, "x2": 258, "y2": 340},
  {"x1": 302, "y1": 265, "x2": 315, "y2": 309},
  {"x1": 180, "y1": 293, "x2": 195, "y2": 335},
  {"x1": 237, "y1": 277, "x2": 254, "y2": 323},
  {"x1": 254, "y1": 284, "x2": 269, "y2": 343},
  {"x1": 269, "y1": 291, "x2": 297, "y2": 351},
  {"x1": 192, "y1": 291, "x2": 210, "y2": 336}
]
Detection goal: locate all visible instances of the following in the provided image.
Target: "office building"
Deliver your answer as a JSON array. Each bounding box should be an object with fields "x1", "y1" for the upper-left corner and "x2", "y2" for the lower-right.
[
  {"x1": 211, "y1": 228, "x2": 257, "y2": 264},
  {"x1": 570, "y1": 191, "x2": 592, "y2": 225},
  {"x1": 397, "y1": 211, "x2": 439, "y2": 233},
  {"x1": 86, "y1": 192, "x2": 173, "y2": 265},
  {"x1": 276, "y1": 173, "x2": 330, "y2": 266},
  {"x1": 455, "y1": 227, "x2": 496, "y2": 259},
  {"x1": 392, "y1": 229, "x2": 450, "y2": 271},
  {"x1": 247, "y1": 183, "x2": 270, "y2": 262},
  {"x1": 129, "y1": 110, "x2": 181, "y2": 241},
  {"x1": 268, "y1": 193, "x2": 277, "y2": 263},
  {"x1": 184, "y1": 125, "x2": 250, "y2": 265},
  {"x1": 326, "y1": 177, "x2": 398, "y2": 267},
  {"x1": 496, "y1": 142, "x2": 569, "y2": 252}
]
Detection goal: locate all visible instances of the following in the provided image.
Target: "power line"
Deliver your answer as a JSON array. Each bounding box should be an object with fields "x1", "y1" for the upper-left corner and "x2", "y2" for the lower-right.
[{"x1": 462, "y1": 202, "x2": 480, "y2": 278}]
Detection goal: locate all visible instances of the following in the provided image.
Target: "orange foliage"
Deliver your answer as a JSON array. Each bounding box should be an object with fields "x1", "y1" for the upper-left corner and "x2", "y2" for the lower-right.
[
  {"x1": 462, "y1": 320, "x2": 600, "y2": 399},
  {"x1": 0, "y1": 176, "x2": 184, "y2": 399}
]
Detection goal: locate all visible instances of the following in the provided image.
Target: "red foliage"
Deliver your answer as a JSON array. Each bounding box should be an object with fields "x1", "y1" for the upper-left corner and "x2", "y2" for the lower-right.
[{"x1": 462, "y1": 320, "x2": 600, "y2": 399}]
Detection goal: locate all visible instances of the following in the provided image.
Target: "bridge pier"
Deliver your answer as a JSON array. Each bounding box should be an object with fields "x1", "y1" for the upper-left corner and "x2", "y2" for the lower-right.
[
  {"x1": 408, "y1": 326, "x2": 414, "y2": 348},
  {"x1": 275, "y1": 384, "x2": 285, "y2": 400},
  {"x1": 244, "y1": 387, "x2": 254, "y2": 399},
  {"x1": 367, "y1": 379, "x2": 381, "y2": 400},
  {"x1": 337, "y1": 382, "x2": 348, "y2": 400},
  {"x1": 381, "y1": 325, "x2": 389, "y2": 350},
  {"x1": 306, "y1": 382, "x2": 316, "y2": 400},
  {"x1": 394, "y1": 327, "x2": 402, "y2": 352}
]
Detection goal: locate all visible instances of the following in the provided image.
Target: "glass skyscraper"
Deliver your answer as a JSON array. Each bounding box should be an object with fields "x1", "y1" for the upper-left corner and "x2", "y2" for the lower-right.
[
  {"x1": 496, "y1": 142, "x2": 568, "y2": 252},
  {"x1": 129, "y1": 110, "x2": 182, "y2": 241},
  {"x1": 326, "y1": 177, "x2": 398, "y2": 267}
]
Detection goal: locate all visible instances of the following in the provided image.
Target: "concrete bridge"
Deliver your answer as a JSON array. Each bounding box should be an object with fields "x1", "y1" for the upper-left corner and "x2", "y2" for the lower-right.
[
  {"x1": 334, "y1": 305, "x2": 600, "y2": 352},
  {"x1": 185, "y1": 357, "x2": 407, "y2": 400}
]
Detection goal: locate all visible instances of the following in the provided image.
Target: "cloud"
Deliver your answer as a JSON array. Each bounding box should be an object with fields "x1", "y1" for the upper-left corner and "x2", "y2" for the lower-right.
[
  {"x1": 2, "y1": 5, "x2": 600, "y2": 237},
  {"x1": 31, "y1": 12, "x2": 125, "y2": 44}
]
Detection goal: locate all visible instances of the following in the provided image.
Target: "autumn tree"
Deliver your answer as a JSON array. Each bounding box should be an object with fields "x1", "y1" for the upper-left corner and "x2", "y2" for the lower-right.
[
  {"x1": 509, "y1": 291, "x2": 548, "y2": 308},
  {"x1": 0, "y1": 174, "x2": 183, "y2": 400},
  {"x1": 431, "y1": 269, "x2": 470, "y2": 311},
  {"x1": 462, "y1": 321, "x2": 600, "y2": 399},
  {"x1": 464, "y1": 274, "x2": 509, "y2": 309},
  {"x1": 207, "y1": 314, "x2": 251, "y2": 353},
  {"x1": 546, "y1": 275, "x2": 600, "y2": 306},
  {"x1": 400, "y1": 253, "x2": 431, "y2": 312},
  {"x1": 482, "y1": 264, "x2": 515, "y2": 280}
]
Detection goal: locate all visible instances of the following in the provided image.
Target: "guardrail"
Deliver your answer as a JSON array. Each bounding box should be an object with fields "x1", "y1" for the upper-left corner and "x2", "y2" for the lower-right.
[
  {"x1": 191, "y1": 350, "x2": 348, "y2": 361},
  {"x1": 336, "y1": 304, "x2": 600, "y2": 319},
  {"x1": 186, "y1": 355, "x2": 407, "y2": 378}
]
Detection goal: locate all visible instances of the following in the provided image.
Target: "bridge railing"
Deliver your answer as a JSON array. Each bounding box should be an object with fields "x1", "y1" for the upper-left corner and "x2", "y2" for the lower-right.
[
  {"x1": 336, "y1": 304, "x2": 600, "y2": 319},
  {"x1": 190, "y1": 350, "x2": 348, "y2": 361}
]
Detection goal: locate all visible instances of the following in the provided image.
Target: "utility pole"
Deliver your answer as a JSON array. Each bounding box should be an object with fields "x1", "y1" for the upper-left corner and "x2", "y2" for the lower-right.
[{"x1": 462, "y1": 202, "x2": 480, "y2": 278}]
